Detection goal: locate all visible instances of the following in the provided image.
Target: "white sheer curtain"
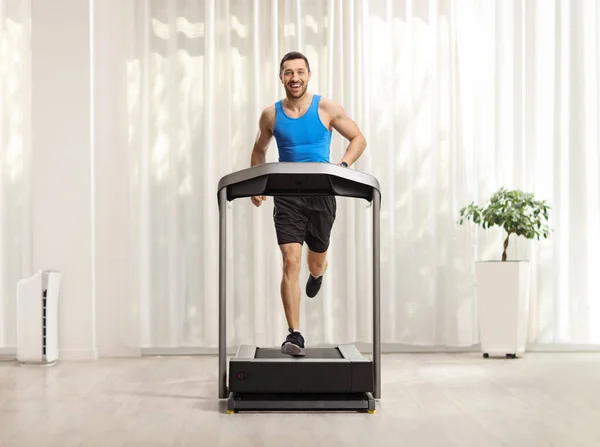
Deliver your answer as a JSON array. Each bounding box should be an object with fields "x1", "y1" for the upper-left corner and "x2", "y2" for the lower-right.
[
  {"x1": 0, "y1": 0, "x2": 31, "y2": 351},
  {"x1": 125, "y1": 0, "x2": 600, "y2": 351}
]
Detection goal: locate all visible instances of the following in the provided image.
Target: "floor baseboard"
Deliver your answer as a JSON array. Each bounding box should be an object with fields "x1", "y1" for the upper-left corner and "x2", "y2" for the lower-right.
[
  {"x1": 140, "y1": 342, "x2": 600, "y2": 356},
  {"x1": 58, "y1": 348, "x2": 99, "y2": 360},
  {"x1": 6, "y1": 344, "x2": 599, "y2": 360},
  {"x1": 0, "y1": 346, "x2": 16, "y2": 361}
]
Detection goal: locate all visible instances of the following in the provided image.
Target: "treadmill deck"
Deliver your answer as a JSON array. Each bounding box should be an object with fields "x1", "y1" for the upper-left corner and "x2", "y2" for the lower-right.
[{"x1": 254, "y1": 347, "x2": 343, "y2": 359}]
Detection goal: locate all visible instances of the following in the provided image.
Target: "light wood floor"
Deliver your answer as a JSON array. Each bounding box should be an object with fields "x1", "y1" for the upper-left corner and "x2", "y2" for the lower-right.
[{"x1": 1, "y1": 352, "x2": 600, "y2": 446}]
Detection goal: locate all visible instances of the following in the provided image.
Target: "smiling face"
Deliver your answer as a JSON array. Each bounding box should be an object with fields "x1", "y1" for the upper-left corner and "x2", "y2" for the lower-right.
[{"x1": 280, "y1": 58, "x2": 311, "y2": 99}]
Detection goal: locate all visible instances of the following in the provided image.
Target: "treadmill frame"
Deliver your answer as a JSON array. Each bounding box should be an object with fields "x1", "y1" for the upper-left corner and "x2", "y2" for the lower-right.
[{"x1": 217, "y1": 162, "x2": 381, "y2": 411}]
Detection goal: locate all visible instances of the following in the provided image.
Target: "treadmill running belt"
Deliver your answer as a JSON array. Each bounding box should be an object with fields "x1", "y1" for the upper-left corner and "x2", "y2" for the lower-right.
[{"x1": 255, "y1": 347, "x2": 343, "y2": 359}]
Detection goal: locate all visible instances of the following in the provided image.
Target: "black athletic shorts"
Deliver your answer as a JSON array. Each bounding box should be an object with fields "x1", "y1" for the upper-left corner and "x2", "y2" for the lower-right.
[{"x1": 273, "y1": 196, "x2": 337, "y2": 253}]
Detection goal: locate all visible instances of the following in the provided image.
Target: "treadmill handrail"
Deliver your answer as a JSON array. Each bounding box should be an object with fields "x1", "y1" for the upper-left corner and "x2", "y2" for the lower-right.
[{"x1": 217, "y1": 162, "x2": 380, "y2": 202}]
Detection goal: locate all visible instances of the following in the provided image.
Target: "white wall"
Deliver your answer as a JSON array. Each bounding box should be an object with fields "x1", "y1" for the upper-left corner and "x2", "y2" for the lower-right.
[
  {"x1": 31, "y1": 0, "x2": 96, "y2": 359},
  {"x1": 92, "y1": 0, "x2": 139, "y2": 357}
]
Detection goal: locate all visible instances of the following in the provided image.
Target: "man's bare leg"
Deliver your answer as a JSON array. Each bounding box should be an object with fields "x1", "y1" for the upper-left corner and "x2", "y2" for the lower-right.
[
  {"x1": 279, "y1": 242, "x2": 305, "y2": 356},
  {"x1": 307, "y1": 248, "x2": 328, "y2": 277},
  {"x1": 306, "y1": 248, "x2": 328, "y2": 298},
  {"x1": 279, "y1": 242, "x2": 302, "y2": 330}
]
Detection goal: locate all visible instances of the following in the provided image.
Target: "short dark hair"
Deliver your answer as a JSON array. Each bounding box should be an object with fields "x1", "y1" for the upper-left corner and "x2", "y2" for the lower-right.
[{"x1": 279, "y1": 51, "x2": 310, "y2": 74}]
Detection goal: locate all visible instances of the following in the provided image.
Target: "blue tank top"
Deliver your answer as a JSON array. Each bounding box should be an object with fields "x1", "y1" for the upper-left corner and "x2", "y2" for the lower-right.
[{"x1": 273, "y1": 94, "x2": 332, "y2": 162}]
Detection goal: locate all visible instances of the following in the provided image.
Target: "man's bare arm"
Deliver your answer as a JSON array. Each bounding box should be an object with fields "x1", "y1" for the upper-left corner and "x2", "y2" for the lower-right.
[
  {"x1": 251, "y1": 106, "x2": 275, "y2": 167},
  {"x1": 250, "y1": 106, "x2": 275, "y2": 207},
  {"x1": 324, "y1": 100, "x2": 367, "y2": 166}
]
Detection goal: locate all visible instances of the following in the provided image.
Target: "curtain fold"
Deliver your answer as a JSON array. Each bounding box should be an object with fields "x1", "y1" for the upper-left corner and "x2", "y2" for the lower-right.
[
  {"x1": 124, "y1": 0, "x2": 599, "y2": 350},
  {"x1": 0, "y1": 0, "x2": 31, "y2": 350}
]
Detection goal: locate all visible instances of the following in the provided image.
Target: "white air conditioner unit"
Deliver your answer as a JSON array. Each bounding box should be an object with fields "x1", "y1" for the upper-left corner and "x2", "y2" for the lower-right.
[{"x1": 16, "y1": 270, "x2": 61, "y2": 365}]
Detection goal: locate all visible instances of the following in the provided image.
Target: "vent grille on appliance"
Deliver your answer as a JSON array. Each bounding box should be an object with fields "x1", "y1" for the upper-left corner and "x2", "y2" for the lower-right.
[{"x1": 42, "y1": 289, "x2": 47, "y2": 356}]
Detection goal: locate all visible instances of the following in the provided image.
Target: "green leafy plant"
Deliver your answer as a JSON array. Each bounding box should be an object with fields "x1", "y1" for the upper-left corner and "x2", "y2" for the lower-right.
[{"x1": 458, "y1": 187, "x2": 551, "y2": 261}]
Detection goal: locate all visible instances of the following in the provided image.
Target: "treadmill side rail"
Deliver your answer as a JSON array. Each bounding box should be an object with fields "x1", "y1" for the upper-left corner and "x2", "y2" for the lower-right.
[{"x1": 233, "y1": 345, "x2": 257, "y2": 359}]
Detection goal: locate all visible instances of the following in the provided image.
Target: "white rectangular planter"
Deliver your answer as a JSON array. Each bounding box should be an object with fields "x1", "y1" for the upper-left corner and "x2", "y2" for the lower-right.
[{"x1": 475, "y1": 261, "x2": 530, "y2": 358}]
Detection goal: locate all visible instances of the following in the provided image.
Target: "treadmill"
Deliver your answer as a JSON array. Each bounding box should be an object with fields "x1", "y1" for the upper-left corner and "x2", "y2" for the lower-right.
[{"x1": 217, "y1": 162, "x2": 381, "y2": 413}]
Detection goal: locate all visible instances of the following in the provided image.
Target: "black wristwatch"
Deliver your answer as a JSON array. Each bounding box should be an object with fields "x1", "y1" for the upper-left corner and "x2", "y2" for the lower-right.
[{"x1": 339, "y1": 161, "x2": 348, "y2": 168}]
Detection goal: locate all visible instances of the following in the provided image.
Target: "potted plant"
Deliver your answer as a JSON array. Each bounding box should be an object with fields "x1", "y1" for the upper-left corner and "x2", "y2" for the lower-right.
[{"x1": 458, "y1": 187, "x2": 551, "y2": 358}]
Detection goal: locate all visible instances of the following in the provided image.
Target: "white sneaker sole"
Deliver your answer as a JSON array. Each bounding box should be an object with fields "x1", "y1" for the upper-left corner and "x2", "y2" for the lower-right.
[{"x1": 281, "y1": 342, "x2": 305, "y2": 357}]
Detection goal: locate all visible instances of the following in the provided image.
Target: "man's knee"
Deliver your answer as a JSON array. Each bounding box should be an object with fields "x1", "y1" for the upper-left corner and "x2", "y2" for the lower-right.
[
  {"x1": 307, "y1": 249, "x2": 327, "y2": 275},
  {"x1": 281, "y1": 249, "x2": 302, "y2": 278}
]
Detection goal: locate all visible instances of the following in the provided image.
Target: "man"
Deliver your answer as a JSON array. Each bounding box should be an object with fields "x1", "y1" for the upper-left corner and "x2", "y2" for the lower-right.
[{"x1": 250, "y1": 51, "x2": 367, "y2": 356}]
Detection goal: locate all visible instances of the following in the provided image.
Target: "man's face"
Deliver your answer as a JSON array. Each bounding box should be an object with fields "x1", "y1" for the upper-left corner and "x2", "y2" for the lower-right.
[{"x1": 280, "y1": 59, "x2": 310, "y2": 98}]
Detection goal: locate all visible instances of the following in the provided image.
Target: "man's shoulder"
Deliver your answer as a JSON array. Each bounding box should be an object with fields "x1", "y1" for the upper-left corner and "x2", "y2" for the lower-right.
[
  {"x1": 261, "y1": 103, "x2": 276, "y2": 116},
  {"x1": 316, "y1": 95, "x2": 334, "y2": 106},
  {"x1": 317, "y1": 95, "x2": 343, "y2": 116},
  {"x1": 259, "y1": 104, "x2": 276, "y2": 127}
]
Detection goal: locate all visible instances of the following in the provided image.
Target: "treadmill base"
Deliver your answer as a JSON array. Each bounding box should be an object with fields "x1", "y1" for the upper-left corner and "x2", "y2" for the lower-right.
[{"x1": 227, "y1": 392, "x2": 376, "y2": 413}]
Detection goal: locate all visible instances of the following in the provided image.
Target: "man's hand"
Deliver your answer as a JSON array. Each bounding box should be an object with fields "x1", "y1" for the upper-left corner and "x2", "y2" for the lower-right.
[{"x1": 251, "y1": 195, "x2": 267, "y2": 207}]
